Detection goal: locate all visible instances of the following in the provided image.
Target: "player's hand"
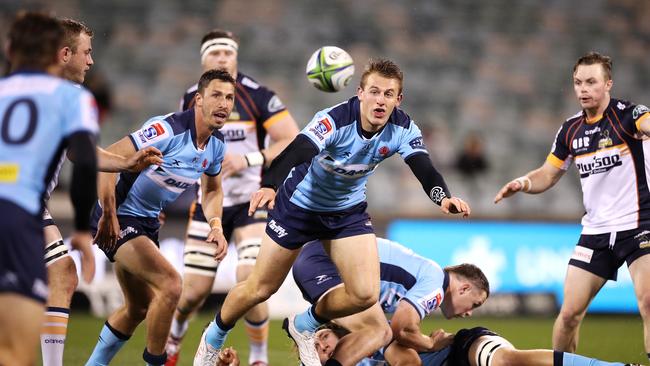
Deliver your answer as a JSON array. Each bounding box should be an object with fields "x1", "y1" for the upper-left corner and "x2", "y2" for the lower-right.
[
  {"x1": 70, "y1": 231, "x2": 96, "y2": 283},
  {"x1": 221, "y1": 153, "x2": 248, "y2": 179},
  {"x1": 206, "y1": 227, "x2": 228, "y2": 261},
  {"x1": 249, "y1": 187, "x2": 276, "y2": 216},
  {"x1": 494, "y1": 177, "x2": 529, "y2": 204},
  {"x1": 440, "y1": 197, "x2": 470, "y2": 218},
  {"x1": 94, "y1": 211, "x2": 120, "y2": 252},
  {"x1": 429, "y1": 329, "x2": 454, "y2": 351},
  {"x1": 216, "y1": 347, "x2": 240, "y2": 366},
  {"x1": 126, "y1": 146, "x2": 163, "y2": 172}
]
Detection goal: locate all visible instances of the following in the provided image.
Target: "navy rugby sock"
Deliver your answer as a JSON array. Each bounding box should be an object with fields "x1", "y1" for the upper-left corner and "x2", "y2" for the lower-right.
[
  {"x1": 324, "y1": 359, "x2": 342, "y2": 366},
  {"x1": 143, "y1": 348, "x2": 167, "y2": 366}
]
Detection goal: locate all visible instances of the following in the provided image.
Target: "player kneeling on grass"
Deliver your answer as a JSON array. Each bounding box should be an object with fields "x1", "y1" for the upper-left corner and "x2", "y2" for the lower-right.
[
  {"x1": 292, "y1": 238, "x2": 488, "y2": 366},
  {"x1": 85, "y1": 69, "x2": 234, "y2": 366},
  {"x1": 315, "y1": 325, "x2": 644, "y2": 366}
]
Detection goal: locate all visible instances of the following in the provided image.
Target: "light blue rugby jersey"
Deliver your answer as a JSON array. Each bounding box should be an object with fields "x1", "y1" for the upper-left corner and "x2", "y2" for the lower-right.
[
  {"x1": 283, "y1": 96, "x2": 428, "y2": 212},
  {"x1": 114, "y1": 109, "x2": 225, "y2": 217},
  {"x1": 0, "y1": 71, "x2": 98, "y2": 215},
  {"x1": 376, "y1": 238, "x2": 448, "y2": 320}
]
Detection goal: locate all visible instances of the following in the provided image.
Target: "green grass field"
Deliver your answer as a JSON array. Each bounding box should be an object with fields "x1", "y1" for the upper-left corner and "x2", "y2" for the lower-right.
[{"x1": 59, "y1": 313, "x2": 646, "y2": 365}]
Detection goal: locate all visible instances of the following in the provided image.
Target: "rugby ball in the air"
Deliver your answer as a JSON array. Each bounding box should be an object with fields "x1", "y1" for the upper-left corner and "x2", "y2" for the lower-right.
[{"x1": 306, "y1": 46, "x2": 355, "y2": 92}]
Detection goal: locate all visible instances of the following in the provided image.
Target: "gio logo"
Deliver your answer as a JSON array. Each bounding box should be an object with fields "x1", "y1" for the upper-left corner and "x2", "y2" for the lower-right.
[{"x1": 268, "y1": 219, "x2": 288, "y2": 238}]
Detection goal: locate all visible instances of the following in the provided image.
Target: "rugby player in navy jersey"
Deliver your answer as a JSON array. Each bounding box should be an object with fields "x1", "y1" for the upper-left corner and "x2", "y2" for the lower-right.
[
  {"x1": 0, "y1": 12, "x2": 99, "y2": 366},
  {"x1": 39, "y1": 19, "x2": 163, "y2": 366},
  {"x1": 167, "y1": 29, "x2": 299, "y2": 366},
  {"x1": 495, "y1": 52, "x2": 650, "y2": 361},
  {"x1": 195, "y1": 59, "x2": 470, "y2": 366},
  {"x1": 85, "y1": 69, "x2": 234, "y2": 366}
]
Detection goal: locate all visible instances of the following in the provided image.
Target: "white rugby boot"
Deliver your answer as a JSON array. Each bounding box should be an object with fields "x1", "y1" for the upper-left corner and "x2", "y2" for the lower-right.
[
  {"x1": 193, "y1": 329, "x2": 221, "y2": 366},
  {"x1": 283, "y1": 315, "x2": 321, "y2": 366}
]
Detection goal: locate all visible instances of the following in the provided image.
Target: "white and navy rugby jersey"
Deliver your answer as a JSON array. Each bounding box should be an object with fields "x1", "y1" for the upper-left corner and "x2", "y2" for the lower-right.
[
  {"x1": 114, "y1": 109, "x2": 225, "y2": 217},
  {"x1": 375, "y1": 238, "x2": 448, "y2": 319},
  {"x1": 0, "y1": 71, "x2": 98, "y2": 215},
  {"x1": 181, "y1": 72, "x2": 289, "y2": 207},
  {"x1": 283, "y1": 96, "x2": 428, "y2": 212},
  {"x1": 547, "y1": 98, "x2": 650, "y2": 234}
]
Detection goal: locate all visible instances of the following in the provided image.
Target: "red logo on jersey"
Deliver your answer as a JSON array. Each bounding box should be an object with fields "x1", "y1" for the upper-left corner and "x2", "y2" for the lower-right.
[
  {"x1": 378, "y1": 146, "x2": 390, "y2": 156},
  {"x1": 143, "y1": 123, "x2": 165, "y2": 140},
  {"x1": 315, "y1": 118, "x2": 332, "y2": 134},
  {"x1": 202, "y1": 159, "x2": 208, "y2": 168}
]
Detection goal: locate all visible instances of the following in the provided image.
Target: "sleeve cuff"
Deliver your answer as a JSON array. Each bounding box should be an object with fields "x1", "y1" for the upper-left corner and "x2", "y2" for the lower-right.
[{"x1": 546, "y1": 153, "x2": 565, "y2": 169}]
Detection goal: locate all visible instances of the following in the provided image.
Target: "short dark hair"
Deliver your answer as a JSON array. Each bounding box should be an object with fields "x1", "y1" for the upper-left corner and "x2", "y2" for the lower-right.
[
  {"x1": 360, "y1": 58, "x2": 404, "y2": 94},
  {"x1": 573, "y1": 51, "x2": 613, "y2": 80},
  {"x1": 200, "y1": 29, "x2": 239, "y2": 47},
  {"x1": 59, "y1": 18, "x2": 93, "y2": 53},
  {"x1": 8, "y1": 11, "x2": 64, "y2": 70},
  {"x1": 197, "y1": 69, "x2": 236, "y2": 94},
  {"x1": 445, "y1": 263, "x2": 490, "y2": 298}
]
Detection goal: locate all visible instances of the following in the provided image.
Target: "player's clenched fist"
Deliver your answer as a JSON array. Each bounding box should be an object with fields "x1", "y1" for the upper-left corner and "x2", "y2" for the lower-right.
[
  {"x1": 206, "y1": 226, "x2": 228, "y2": 261},
  {"x1": 216, "y1": 347, "x2": 240, "y2": 366},
  {"x1": 440, "y1": 197, "x2": 471, "y2": 218},
  {"x1": 248, "y1": 187, "x2": 276, "y2": 216}
]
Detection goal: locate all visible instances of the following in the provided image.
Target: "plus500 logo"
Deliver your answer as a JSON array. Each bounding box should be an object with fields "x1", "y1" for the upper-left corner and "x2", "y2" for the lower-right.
[{"x1": 576, "y1": 154, "x2": 621, "y2": 178}]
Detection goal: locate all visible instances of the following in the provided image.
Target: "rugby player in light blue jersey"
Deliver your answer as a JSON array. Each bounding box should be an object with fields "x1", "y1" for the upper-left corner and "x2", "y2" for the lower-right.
[
  {"x1": 85, "y1": 69, "x2": 234, "y2": 366},
  {"x1": 0, "y1": 12, "x2": 99, "y2": 366},
  {"x1": 295, "y1": 238, "x2": 488, "y2": 366},
  {"x1": 195, "y1": 59, "x2": 470, "y2": 366}
]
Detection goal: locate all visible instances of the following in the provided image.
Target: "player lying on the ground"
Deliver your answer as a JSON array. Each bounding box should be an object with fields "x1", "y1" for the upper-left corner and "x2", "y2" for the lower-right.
[
  {"x1": 314, "y1": 325, "x2": 644, "y2": 366},
  {"x1": 291, "y1": 238, "x2": 489, "y2": 366}
]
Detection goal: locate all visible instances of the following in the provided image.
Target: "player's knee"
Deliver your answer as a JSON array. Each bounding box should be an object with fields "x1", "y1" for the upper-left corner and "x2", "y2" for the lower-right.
[
  {"x1": 180, "y1": 287, "x2": 210, "y2": 310},
  {"x1": 47, "y1": 257, "x2": 78, "y2": 298},
  {"x1": 348, "y1": 289, "x2": 378, "y2": 310},
  {"x1": 557, "y1": 307, "x2": 584, "y2": 328},
  {"x1": 126, "y1": 303, "x2": 150, "y2": 322},
  {"x1": 391, "y1": 354, "x2": 421, "y2": 366},
  {"x1": 495, "y1": 348, "x2": 519, "y2": 366},
  {"x1": 160, "y1": 271, "x2": 182, "y2": 305},
  {"x1": 378, "y1": 323, "x2": 393, "y2": 346},
  {"x1": 637, "y1": 292, "x2": 650, "y2": 317}
]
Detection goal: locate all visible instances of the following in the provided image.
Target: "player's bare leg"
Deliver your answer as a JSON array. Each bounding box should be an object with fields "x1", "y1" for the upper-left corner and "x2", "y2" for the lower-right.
[
  {"x1": 327, "y1": 303, "x2": 392, "y2": 365},
  {"x1": 552, "y1": 265, "x2": 606, "y2": 352},
  {"x1": 628, "y1": 255, "x2": 650, "y2": 359},
  {"x1": 87, "y1": 236, "x2": 181, "y2": 365},
  {"x1": 42, "y1": 224, "x2": 78, "y2": 366},
  {"x1": 382, "y1": 342, "x2": 421, "y2": 366},
  {"x1": 0, "y1": 294, "x2": 45, "y2": 366},
  {"x1": 196, "y1": 233, "x2": 299, "y2": 364},
  {"x1": 315, "y1": 234, "x2": 380, "y2": 319},
  {"x1": 234, "y1": 223, "x2": 269, "y2": 365}
]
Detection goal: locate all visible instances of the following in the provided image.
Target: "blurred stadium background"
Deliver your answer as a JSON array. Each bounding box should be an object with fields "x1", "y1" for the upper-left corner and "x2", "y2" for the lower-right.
[{"x1": 2, "y1": 0, "x2": 649, "y2": 364}]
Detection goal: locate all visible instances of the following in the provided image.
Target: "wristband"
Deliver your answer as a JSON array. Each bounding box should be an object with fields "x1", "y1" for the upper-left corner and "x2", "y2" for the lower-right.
[
  {"x1": 514, "y1": 176, "x2": 532, "y2": 192},
  {"x1": 245, "y1": 151, "x2": 265, "y2": 167}
]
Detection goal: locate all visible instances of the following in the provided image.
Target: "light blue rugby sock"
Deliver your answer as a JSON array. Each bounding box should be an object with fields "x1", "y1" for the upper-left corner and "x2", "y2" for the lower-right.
[
  {"x1": 205, "y1": 312, "x2": 234, "y2": 349},
  {"x1": 85, "y1": 322, "x2": 130, "y2": 366},
  {"x1": 556, "y1": 351, "x2": 625, "y2": 366},
  {"x1": 294, "y1": 305, "x2": 325, "y2": 333}
]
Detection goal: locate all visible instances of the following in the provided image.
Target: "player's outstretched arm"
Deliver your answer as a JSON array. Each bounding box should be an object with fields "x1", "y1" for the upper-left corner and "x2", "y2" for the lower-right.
[
  {"x1": 390, "y1": 301, "x2": 453, "y2": 352},
  {"x1": 95, "y1": 146, "x2": 163, "y2": 173},
  {"x1": 201, "y1": 173, "x2": 228, "y2": 261},
  {"x1": 66, "y1": 131, "x2": 99, "y2": 283},
  {"x1": 494, "y1": 161, "x2": 565, "y2": 204},
  {"x1": 404, "y1": 153, "x2": 470, "y2": 217},
  {"x1": 637, "y1": 113, "x2": 650, "y2": 137},
  {"x1": 94, "y1": 137, "x2": 136, "y2": 251}
]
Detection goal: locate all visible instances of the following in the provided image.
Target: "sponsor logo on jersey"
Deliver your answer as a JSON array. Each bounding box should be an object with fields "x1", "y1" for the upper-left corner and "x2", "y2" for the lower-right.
[
  {"x1": 597, "y1": 130, "x2": 612, "y2": 149},
  {"x1": 378, "y1": 146, "x2": 390, "y2": 156},
  {"x1": 164, "y1": 177, "x2": 193, "y2": 189},
  {"x1": 576, "y1": 153, "x2": 622, "y2": 178},
  {"x1": 572, "y1": 136, "x2": 590, "y2": 151},
  {"x1": 146, "y1": 166, "x2": 198, "y2": 193},
  {"x1": 571, "y1": 245, "x2": 593, "y2": 263},
  {"x1": 241, "y1": 77, "x2": 260, "y2": 89},
  {"x1": 309, "y1": 117, "x2": 333, "y2": 141},
  {"x1": 617, "y1": 101, "x2": 626, "y2": 110},
  {"x1": 318, "y1": 158, "x2": 377, "y2": 178},
  {"x1": 584, "y1": 127, "x2": 601, "y2": 135},
  {"x1": 268, "y1": 219, "x2": 288, "y2": 238},
  {"x1": 409, "y1": 136, "x2": 425, "y2": 149},
  {"x1": 420, "y1": 292, "x2": 443, "y2": 313},
  {"x1": 633, "y1": 105, "x2": 650, "y2": 120},
  {"x1": 223, "y1": 128, "x2": 246, "y2": 142},
  {"x1": 267, "y1": 95, "x2": 285, "y2": 113},
  {"x1": 202, "y1": 159, "x2": 208, "y2": 169},
  {"x1": 143, "y1": 123, "x2": 165, "y2": 140}
]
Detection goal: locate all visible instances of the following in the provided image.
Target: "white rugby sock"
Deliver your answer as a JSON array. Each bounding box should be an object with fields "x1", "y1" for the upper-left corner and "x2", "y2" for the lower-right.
[{"x1": 41, "y1": 307, "x2": 69, "y2": 366}]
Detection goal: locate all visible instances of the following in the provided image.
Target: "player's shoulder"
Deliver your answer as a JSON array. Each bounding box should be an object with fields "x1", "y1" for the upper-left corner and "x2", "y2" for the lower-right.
[
  {"x1": 323, "y1": 96, "x2": 360, "y2": 129},
  {"x1": 611, "y1": 97, "x2": 649, "y2": 119},
  {"x1": 387, "y1": 107, "x2": 414, "y2": 129},
  {"x1": 237, "y1": 71, "x2": 273, "y2": 92},
  {"x1": 211, "y1": 129, "x2": 225, "y2": 143},
  {"x1": 184, "y1": 83, "x2": 198, "y2": 96},
  {"x1": 152, "y1": 108, "x2": 196, "y2": 136}
]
